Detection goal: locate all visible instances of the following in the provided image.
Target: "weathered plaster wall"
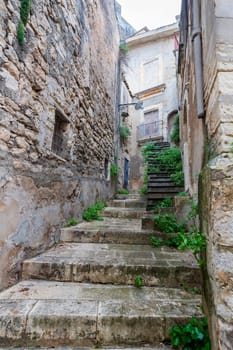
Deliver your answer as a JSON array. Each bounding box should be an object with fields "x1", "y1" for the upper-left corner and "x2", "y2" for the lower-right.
[
  {"x1": 179, "y1": 1, "x2": 233, "y2": 348},
  {"x1": 123, "y1": 26, "x2": 178, "y2": 190},
  {"x1": 0, "y1": 0, "x2": 119, "y2": 290}
]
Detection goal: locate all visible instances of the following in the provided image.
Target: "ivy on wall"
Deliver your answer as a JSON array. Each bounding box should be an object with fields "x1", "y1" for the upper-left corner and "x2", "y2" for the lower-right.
[{"x1": 17, "y1": 0, "x2": 31, "y2": 45}]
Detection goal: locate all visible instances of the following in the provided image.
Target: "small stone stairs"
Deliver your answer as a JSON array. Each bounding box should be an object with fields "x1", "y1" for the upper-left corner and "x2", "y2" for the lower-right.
[
  {"x1": 0, "y1": 195, "x2": 202, "y2": 349},
  {"x1": 146, "y1": 143, "x2": 184, "y2": 211}
]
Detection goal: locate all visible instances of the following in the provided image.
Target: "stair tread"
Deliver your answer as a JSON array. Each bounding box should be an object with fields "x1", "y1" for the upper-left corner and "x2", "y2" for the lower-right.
[{"x1": 23, "y1": 242, "x2": 199, "y2": 268}]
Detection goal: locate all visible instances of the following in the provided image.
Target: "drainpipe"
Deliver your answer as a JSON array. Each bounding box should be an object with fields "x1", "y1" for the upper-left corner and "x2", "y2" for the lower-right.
[{"x1": 192, "y1": 0, "x2": 205, "y2": 118}]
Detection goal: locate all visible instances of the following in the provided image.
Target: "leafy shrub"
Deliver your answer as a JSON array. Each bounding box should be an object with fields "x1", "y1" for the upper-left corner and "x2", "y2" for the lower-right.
[
  {"x1": 153, "y1": 213, "x2": 187, "y2": 233},
  {"x1": 118, "y1": 188, "x2": 129, "y2": 194},
  {"x1": 82, "y1": 202, "x2": 106, "y2": 222},
  {"x1": 154, "y1": 198, "x2": 173, "y2": 212},
  {"x1": 134, "y1": 275, "x2": 143, "y2": 288},
  {"x1": 119, "y1": 125, "x2": 131, "y2": 138},
  {"x1": 17, "y1": 20, "x2": 25, "y2": 45},
  {"x1": 170, "y1": 170, "x2": 184, "y2": 186},
  {"x1": 110, "y1": 163, "x2": 119, "y2": 177},
  {"x1": 65, "y1": 218, "x2": 78, "y2": 227},
  {"x1": 171, "y1": 114, "x2": 180, "y2": 144},
  {"x1": 169, "y1": 317, "x2": 210, "y2": 350},
  {"x1": 178, "y1": 228, "x2": 207, "y2": 266},
  {"x1": 177, "y1": 191, "x2": 188, "y2": 197}
]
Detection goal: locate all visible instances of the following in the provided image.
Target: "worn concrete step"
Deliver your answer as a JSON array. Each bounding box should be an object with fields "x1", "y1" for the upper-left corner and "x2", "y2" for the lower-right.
[
  {"x1": 109, "y1": 199, "x2": 147, "y2": 208},
  {"x1": 148, "y1": 182, "x2": 178, "y2": 187},
  {"x1": 102, "y1": 207, "x2": 146, "y2": 219},
  {"x1": 61, "y1": 218, "x2": 153, "y2": 245},
  {"x1": 115, "y1": 193, "x2": 143, "y2": 200},
  {"x1": 147, "y1": 187, "x2": 184, "y2": 193},
  {"x1": 148, "y1": 177, "x2": 172, "y2": 181},
  {"x1": 0, "y1": 280, "x2": 202, "y2": 347},
  {"x1": 147, "y1": 193, "x2": 182, "y2": 199},
  {"x1": 141, "y1": 212, "x2": 174, "y2": 230},
  {"x1": 22, "y1": 243, "x2": 201, "y2": 288}
]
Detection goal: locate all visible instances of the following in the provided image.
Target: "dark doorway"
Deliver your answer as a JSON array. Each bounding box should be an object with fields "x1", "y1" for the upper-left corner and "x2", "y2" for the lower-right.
[{"x1": 123, "y1": 158, "x2": 129, "y2": 189}]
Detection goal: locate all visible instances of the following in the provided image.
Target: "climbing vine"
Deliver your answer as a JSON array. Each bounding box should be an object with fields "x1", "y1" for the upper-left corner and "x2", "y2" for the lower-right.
[{"x1": 17, "y1": 0, "x2": 31, "y2": 45}]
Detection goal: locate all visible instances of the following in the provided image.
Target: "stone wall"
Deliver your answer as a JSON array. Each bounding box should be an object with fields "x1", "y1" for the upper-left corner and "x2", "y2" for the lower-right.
[
  {"x1": 178, "y1": 0, "x2": 233, "y2": 348},
  {"x1": 0, "y1": 0, "x2": 119, "y2": 290}
]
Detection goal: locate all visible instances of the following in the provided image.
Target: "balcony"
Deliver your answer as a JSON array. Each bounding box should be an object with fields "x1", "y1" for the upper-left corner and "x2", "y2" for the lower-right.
[{"x1": 137, "y1": 121, "x2": 164, "y2": 143}]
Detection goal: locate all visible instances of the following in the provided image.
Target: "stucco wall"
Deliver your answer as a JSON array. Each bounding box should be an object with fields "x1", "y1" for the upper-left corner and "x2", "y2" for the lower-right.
[{"x1": 0, "y1": 0, "x2": 119, "y2": 290}]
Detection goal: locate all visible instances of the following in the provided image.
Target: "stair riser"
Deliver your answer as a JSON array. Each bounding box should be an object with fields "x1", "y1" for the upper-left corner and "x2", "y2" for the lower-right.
[
  {"x1": 109, "y1": 201, "x2": 147, "y2": 208},
  {"x1": 22, "y1": 262, "x2": 201, "y2": 288},
  {"x1": 61, "y1": 229, "x2": 151, "y2": 245},
  {"x1": 102, "y1": 211, "x2": 145, "y2": 219},
  {"x1": 147, "y1": 188, "x2": 184, "y2": 193},
  {"x1": 0, "y1": 304, "x2": 199, "y2": 348}
]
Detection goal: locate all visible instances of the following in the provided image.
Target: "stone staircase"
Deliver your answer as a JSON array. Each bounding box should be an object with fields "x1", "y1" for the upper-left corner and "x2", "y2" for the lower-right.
[
  {"x1": 146, "y1": 143, "x2": 184, "y2": 211},
  {"x1": 0, "y1": 195, "x2": 203, "y2": 349}
]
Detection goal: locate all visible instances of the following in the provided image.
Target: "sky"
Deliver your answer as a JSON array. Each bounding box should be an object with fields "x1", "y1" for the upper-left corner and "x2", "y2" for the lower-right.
[{"x1": 118, "y1": 0, "x2": 181, "y2": 30}]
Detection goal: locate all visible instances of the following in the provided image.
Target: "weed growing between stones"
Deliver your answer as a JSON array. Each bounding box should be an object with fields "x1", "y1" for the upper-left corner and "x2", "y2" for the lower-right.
[
  {"x1": 169, "y1": 317, "x2": 210, "y2": 349},
  {"x1": 82, "y1": 201, "x2": 106, "y2": 222},
  {"x1": 154, "y1": 197, "x2": 173, "y2": 213},
  {"x1": 117, "y1": 188, "x2": 129, "y2": 194},
  {"x1": 134, "y1": 275, "x2": 143, "y2": 288},
  {"x1": 153, "y1": 213, "x2": 187, "y2": 233},
  {"x1": 152, "y1": 201, "x2": 207, "y2": 266},
  {"x1": 65, "y1": 218, "x2": 78, "y2": 227},
  {"x1": 150, "y1": 236, "x2": 163, "y2": 248}
]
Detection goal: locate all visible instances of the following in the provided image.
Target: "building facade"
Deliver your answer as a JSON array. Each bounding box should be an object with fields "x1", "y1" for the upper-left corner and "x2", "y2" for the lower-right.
[
  {"x1": 0, "y1": 0, "x2": 119, "y2": 290},
  {"x1": 118, "y1": 23, "x2": 179, "y2": 191},
  {"x1": 178, "y1": 0, "x2": 233, "y2": 348}
]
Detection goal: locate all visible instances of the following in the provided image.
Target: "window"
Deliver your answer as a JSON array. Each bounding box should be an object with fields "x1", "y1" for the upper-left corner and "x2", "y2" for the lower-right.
[
  {"x1": 144, "y1": 109, "x2": 159, "y2": 123},
  {"x1": 51, "y1": 109, "x2": 69, "y2": 157},
  {"x1": 143, "y1": 58, "x2": 159, "y2": 90}
]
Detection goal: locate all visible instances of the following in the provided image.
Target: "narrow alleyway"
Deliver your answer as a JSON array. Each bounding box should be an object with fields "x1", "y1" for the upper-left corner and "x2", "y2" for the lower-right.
[{"x1": 0, "y1": 194, "x2": 203, "y2": 348}]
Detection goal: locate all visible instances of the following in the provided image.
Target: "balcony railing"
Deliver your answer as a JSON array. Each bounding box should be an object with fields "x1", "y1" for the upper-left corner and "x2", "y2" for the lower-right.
[{"x1": 137, "y1": 121, "x2": 164, "y2": 142}]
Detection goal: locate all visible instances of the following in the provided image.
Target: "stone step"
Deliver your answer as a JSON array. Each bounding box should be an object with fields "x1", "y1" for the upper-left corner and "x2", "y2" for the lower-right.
[
  {"x1": 148, "y1": 177, "x2": 172, "y2": 181},
  {"x1": 0, "y1": 280, "x2": 202, "y2": 347},
  {"x1": 148, "y1": 182, "x2": 179, "y2": 187},
  {"x1": 109, "y1": 199, "x2": 147, "y2": 208},
  {"x1": 115, "y1": 194, "x2": 143, "y2": 200},
  {"x1": 102, "y1": 207, "x2": 146, "y2": 219},
  {"x1": 61, "y1": 218, "x2": 153, "y2": 245},
  {"x1": 1, "y1": 348, "x2": 173, "y2": 350},
  {"x1": 147, "y1": 187, "x2": 184, "y2": 193},
  {"x1": 22, "y1": 243, "x2": 201, "y2": 288}
]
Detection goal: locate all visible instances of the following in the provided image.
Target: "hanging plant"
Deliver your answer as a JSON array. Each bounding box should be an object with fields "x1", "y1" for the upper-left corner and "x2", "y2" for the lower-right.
[
  {"x1": 17, "y1": 0, "x2": 31, "y2": 45},
  {"x1": 119, "y1": 125, "x2": 131, "y2": 139}
]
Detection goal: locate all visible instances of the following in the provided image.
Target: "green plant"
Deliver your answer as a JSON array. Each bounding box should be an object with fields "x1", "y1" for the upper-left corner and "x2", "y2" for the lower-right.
[
  {"x1": 153, "y1": 213, "x2": 187, "y2": 233},
  {"x1": 171, "y1": 114, "x2": 180, "y2": 144},
  {"x1": 150, "y1": 236, "x2": 163, "y2": 248},
  {"x1": 154, "y1": 198, "x2": 173, "y2": 212},
  {"x1": 17, "y1": 0, "x2": 31, "y2": 45},
  {"x1": 177, "y1": 191, "x2": 188, "y2": 197},
  {"x1": 110, "y1": 163, "x2": 119, "y2": 177},
  {"x1": 20, "y1": 0, "x2": 31, "y2": 25},
  {"x1": 134, "y1": 275, "x2": 143, "y2": 288},
  {"x1": 119, "y1": 125, "x2": 131, "y2": 138},
  {"x1": 178, "y1": 228, "x2": 207, "y2": 266},
  {"x1": 82, "y1": 202, "x2": 106, "y2": 222},
  {"x1": 119, "y1": 42, "x2": 129, "y2": 53},
  {"x1": 165, "y1": 235, "x2": 182, "y2": 248},
  {"x1": 170, "y1": 170, "x2": 184, "y2": 186},
  {"x1": 17, "y1": 20, "x2": 25, "y2": 45},
  {"x1": 118, "y1": 188, "x2": 129, "y2": 194},
  {"x1": 65, "y1": 218, "x2": 78, "y2": 227},
  {"x1": 169, "y1": 317, "x2": 210, "y2": 350}
]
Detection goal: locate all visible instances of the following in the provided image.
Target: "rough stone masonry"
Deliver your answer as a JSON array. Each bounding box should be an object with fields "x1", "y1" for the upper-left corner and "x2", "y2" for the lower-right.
[{"x1": 0, "y1": 0, "x2": 119, "y2": 290}]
